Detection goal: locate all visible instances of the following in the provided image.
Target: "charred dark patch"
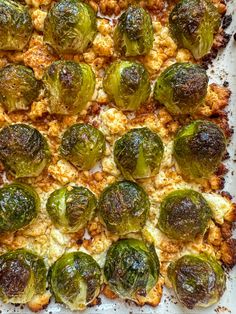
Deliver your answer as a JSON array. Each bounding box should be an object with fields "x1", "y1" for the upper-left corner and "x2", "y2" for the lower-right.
[{"x1": 222, "y1": 14, "x2": 232, "y2": 29}]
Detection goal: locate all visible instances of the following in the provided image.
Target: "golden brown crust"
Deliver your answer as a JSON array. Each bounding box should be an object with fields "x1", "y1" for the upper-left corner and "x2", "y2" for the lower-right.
[{"x1": 220, "y1": 239, "x2": 236, "y2": 268}]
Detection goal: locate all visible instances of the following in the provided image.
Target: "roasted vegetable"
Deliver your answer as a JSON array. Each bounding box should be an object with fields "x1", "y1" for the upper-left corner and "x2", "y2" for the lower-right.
[
  {"x1": 169, "y1": 0, "x2": 220, "y2": 59},
  {"x1": 114, "y1": 127, "x2": 164, "y2": 180},
  {"x1": 98, "y1": 181, "x2": 150, "y2": 235},
  {"x1": 49, "y1": 251, "x2": 102, "y2": 310},
  {"x1": 103, "y1": 60, "x2": 151, "y2": 111},
  {"x1": 173, "y1": 120, "x2": 226, "y2": 178},
  {"x1": 0, "y1": 124, "x2": 51, "y2": 178}
]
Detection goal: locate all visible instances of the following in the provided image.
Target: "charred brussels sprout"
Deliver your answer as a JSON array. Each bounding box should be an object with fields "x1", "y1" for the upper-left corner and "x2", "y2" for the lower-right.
[
  {"x1": 43, "y1": 61, "x2": 95, "y2": 115},
  {"x1": 154, "y1": 63, "x2": 208, "y2": 115},
  {"x1": 44, "y1": 0, "x2": 97, "y2": 55},
  {"x1": 169, "y1": 0, "x2": 220, "y2": 59},
  {"x1": 0, "y1": 249, "x2": 47, "y2": 304},
  {"x1": 0, "y1": 0, "x2": 33, "y2": 51},
  {"x1": 0, "y1": 124, "x2": 51, "y2": 178},
  {"x1": 114, "y1": 6, "x2": 154, "y2": 56},
  {"x1": 0, "y1": 64, "x2": 41, "y2": 113},
  {"x1": 168, "y1": 254, "x2": 226, "y2": 309},
  {"x1": 114, "y1": 128, "x2": 164, "y2": 180},
  {"x1": 104, "y1": 239, "x2": 159, "y2": 301},
  {"x1": 49, "y1": 251, "x2": 102, "y2": 310},
  {"x1": 46, "y1": 185, "x2": 97, "y2": 233},
  {"x1": 98, "y1": 181, "x2": 150, "y2": 235},
  {"x1": 158, "y1": 189, "x2": 212, "y2": 240},
  {"x1": 173, "y1": 120, "x2": 226, "y2": 178},
  {"x1": 60, "y1": 123, "x2": 105, "y2": 171},
  {"x1": 103, "y1": 60, "x2": 151, "y2": 111}
]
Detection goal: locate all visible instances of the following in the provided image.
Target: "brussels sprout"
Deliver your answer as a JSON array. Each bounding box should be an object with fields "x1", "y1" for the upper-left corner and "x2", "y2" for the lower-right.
[
  {"x1": 154, "y1": 63, "x2": 208, "y2": 115},
  {"x1": 43, "y1": 61, "x2": 95, "y2": 115},
  {"x1": 114, "y1": 6, "x2": 154, "y2": 56},
  {"x1": 158, "y1": 189, "x2": 212, "y2": 240},
  {"x1": 0, "y1": 0, "x2": 33, "y2": 51},
  {"x1": 169, "y1": 0, "x2": 220, "y2": 59},
  {"x1": 114, "y1": 128, "x2": 164, "y2": 180},
  {"x1": 0, "y1": 64, "x2": 41, "y2": 113},
  {"x1": 0, "y1": 249, "x2": 47, "y2": 304},
  {"x1": 0, "y1": 124, "x2": 51, "y2": 178},
  {"x1": 98, "y1": 181, "x2": 150, "y2": 235},
  {"x1": 49, "y1": 251, "x2": 102, "y2": 310},
  {"x1": 46, "y1": 185, "x2": 97, "y2": 233},
  {"x1": 173, "y1": 120, "x2": 226, "y2": 178},
  {"x1": 104, "y1": 239, "x2": 159, "y2": 301},
  {"x1": 168, "y1": 254, "x2": 226, "y2": 309},
  {"x1": 60, "y1": 123, "x2": 105, "y2": 171},
  {"x1": 103, "y1": 60, "x2": 151, "y2": 111},
  {"x1": 44, "y1": 0, "x2": 97, "y2": 55}
]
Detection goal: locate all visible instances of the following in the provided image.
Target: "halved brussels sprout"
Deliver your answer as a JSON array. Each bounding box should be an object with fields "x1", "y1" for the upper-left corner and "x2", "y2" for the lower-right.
[
  {"x1": 154, "y1": 63, "x2": 208, "y2": 115},
  {"x1": 158, "y1": 189, "x2": 212, "y2": 240},
  {"x1": 114, "y1": 127, "x2": 164, "y2": 180},
  {"x1": 104, "y1": 239, "x2": 160, "y2": 301},
  {"x1": 168, "y1": 254, "x2": 226, "y2": 309},
  {"x1": 49, "y1": 251, "x2": 102, "y2": 311},
  {"x1": 0, "y1": 0, "x2": 33, "y2": 51},
  {"x1": 98, "y1": 181, "x2": 150, "y2": 235},
  {"x1": 60, "y1": 123, "x2": 105, "y2": 171},
  {"x1": 46, "y1": 185, "x2": 97, "y2": 233},
  {"x1": 0, "y1": 249, "x2": 47, "y2": 304},
  {"x1": 173, "y1": 120, "x2": 226, "y2": 179},
  {"x1": 169, "y1": 0, "x2": 221, "y2": 59},
  {"x1": 0, "y1": 124, "x2": 51, "y2": 178},
  {"x1": 0, "y1": 64, "x2": 41, "y2": 113},
  {"x1": 114, "y1": 6, "x2": 154, "y2": 56},
  {"x1": 44, "y1": 0, "x2": 97, "y2": 55},
  {"x1": 43, "y1": 61, "x2": 95, "y2": 115},
  {"x1": 103, "y1": 60, "x2": 151, "y2": 111}
]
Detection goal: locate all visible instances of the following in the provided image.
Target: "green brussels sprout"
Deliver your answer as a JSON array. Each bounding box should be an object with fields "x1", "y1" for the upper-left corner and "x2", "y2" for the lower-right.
[
  {"x1": 0, "y1": 0, "x2": 33, "y2": 51},
  {"x1": 0, "y1": 124, "x2": 51, "y2": 178},
  {"x1": 49, "y1": 251, "x2": 102, "y2": 310},
  {"x1": 173, "y1": 120, "x2": 226, "y2": 179},
  {"x1": 98, "y1": 181, "x2": 150, "y2": 235},
  {"x1": 0, "y1": 249, "x2": 47, "y2": 304},
  {"x1": 103, "y1": 60, "x2": 151, "y2": 111},
  {"x1": 60, "y1": 123, "x2": 105, "y2": 171},
  {"x1": 114, "y1": 127, "x2": 164, "y2": 180},
  {"x1": 0, "y1": 64, "x2": 41, "y2": 113},
  {"x1": 44, "y1": 0, "x2": 97, "y2": 55},
  {"x1": 104, "y1": 239, "x2": 159, "y2": 301},
  {"x1": 158, "y1": 189, "x2": 212, "y2": 240},
  {"x1": 114, "y1": 6, "x2": 154, "y2": 56},
  {"x1": 0, "y1": 183, "x2": 40, "y2": 233},
  {"x1": 168, "y1": 254, "x2": 226, "y2": 309},
  {"x1": 169, "y1": 0, "x2": 220, "y2": 59},
  {"x1": 43, "y1": 61, "x2": 95, "y2": 115},
  {"x1": 46, "y1": 185, "x2": 97, "y2": 233},
  {"x1": 154, "y1": 63, "x2": 208, "y2": 115}
]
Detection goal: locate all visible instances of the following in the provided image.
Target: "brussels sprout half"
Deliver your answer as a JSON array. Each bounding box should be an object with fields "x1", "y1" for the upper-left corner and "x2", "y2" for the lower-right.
[
  {"x1": 168, "y1": 254, "x2": 226, "y2": 309},
  {"x1": 104, "y1": 239, "x2": 160, "y2": 301},
  {"x1": 114, "y1": 6, "x2": 154, "y2": 56},
  {"x1": 114, "y1": 127, "x2": 164, "y2": 180},
  {"x1": 43, "y1": 61, "x2": 95, "y2": 115},
  {"x1": 173, "y1": 120, "x2": 226, "y2": 179},
  {"x1": 49, "y1": 251, "x2": 102, "y2": 311},
  {"x1": 103, "y1": 60, "x2": 151, "y2": 111},
  {"x1": 0, "y1": 124, "x2": 51, "y2": 178},
  {"x1": 169, "y1": 0, "x2": 220, "y2": 59},
  {"x1": 44, "y1": 0, "x2": 97, "y2": 55},
  {"x1": 154, "y1": 63, "x2": 208, "y2": 115},
  {"x1": 60, "y1": 123, "x2": 105, "y2": 171},
  {"x1": 98, "y1": 181, "x2": 150, "y2": 235},
  {"x1": 0, "y1": 249, "x2": 47, "y2": 304},
  {"x1": 158, "y1": 189, "x2": 212, "y2": 241}
]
